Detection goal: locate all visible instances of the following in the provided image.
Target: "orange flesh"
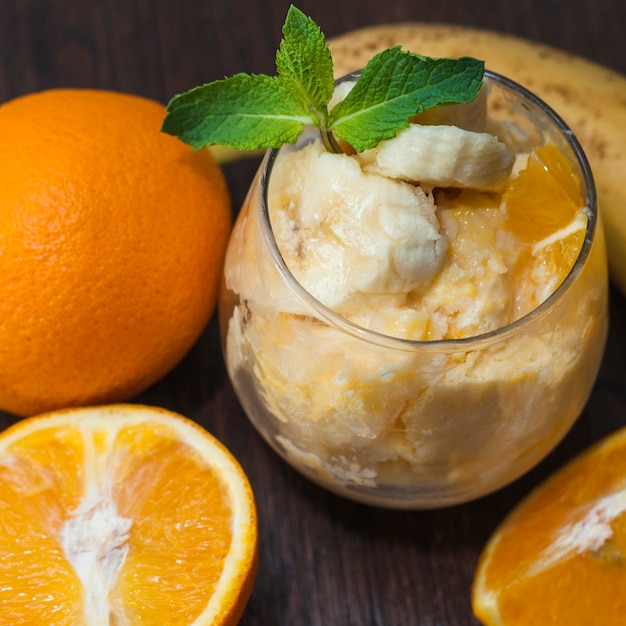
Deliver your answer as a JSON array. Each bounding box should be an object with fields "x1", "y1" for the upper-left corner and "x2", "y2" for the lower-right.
[
  {"x1": 0, "y1": 419, "x2": 239, "y2": 624},
  {"x1": 473, "y1": 429, "x2": 626, "y2": 626},
  {"x1": 503, "y1": 143, "x2": 584, "y2": 243}
]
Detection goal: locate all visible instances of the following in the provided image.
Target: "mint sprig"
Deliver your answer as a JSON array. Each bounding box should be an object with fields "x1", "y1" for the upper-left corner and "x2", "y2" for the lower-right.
[
  {"x1": 328, "y1": 47, "x2": 485, "y2": 152},
  {"x1": 275, "y1": 4, "x2": 334, "y2": 118},
  {"x1": 161, "y1": 5, "x2": 485, "y2": 153}
]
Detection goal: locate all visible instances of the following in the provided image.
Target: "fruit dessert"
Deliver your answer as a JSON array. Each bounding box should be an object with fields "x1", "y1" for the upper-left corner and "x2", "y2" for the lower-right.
[{"x1": 163, "y1": 6, "x2": 608, "y2": 507}]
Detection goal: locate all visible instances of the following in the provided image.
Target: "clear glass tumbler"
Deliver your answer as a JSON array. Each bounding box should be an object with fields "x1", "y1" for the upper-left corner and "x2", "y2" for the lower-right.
[{"x1": 219, "y1": 71, "x2": 609, "y2": 509}]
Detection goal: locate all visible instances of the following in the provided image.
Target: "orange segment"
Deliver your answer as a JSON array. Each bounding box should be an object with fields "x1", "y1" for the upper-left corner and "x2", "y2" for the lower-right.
[
  {"x1": 501, "y1": 142, "x2": 589, "y2": 299},
  {"x1": 0, "y1": 405, "x2": 258, "y2": 625},
  {"x1": 503, "y1": 143, "x2": 584, "y2": 243},
  {"x1": 472, "y1": 426, "x2": 626, "y2": 625},
  {"x1": 532, "y1": 213, "x2": 587, "y2": 285}
]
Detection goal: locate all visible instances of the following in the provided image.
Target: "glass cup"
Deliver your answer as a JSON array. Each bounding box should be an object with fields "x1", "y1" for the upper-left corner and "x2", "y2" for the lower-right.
[{"x1": 218, "y1": 70, "x2": 609, "y2": 509}]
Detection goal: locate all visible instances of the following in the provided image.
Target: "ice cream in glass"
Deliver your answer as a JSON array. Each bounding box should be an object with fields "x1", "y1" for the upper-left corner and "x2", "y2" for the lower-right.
[{"x1": 219, "y1": 70, "x2": 608, "y2": 509}]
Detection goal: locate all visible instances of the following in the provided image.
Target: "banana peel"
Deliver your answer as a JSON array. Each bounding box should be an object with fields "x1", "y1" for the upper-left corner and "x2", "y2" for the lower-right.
[
  {"x1": 208, "y1": 144, "x2": 264, "y2": 165},
  {"x1": 327, "y1": 23, "x2": 626, "y2": 296}
]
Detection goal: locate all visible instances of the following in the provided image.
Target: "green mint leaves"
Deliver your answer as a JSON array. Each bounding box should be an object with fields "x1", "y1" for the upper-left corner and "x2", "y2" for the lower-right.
[
  {"x1": 159, "y1": 73, "x2": 310, "y2": 151},
  {"x1": 161, "y1": 5, "x2": 485, "y2": 153},
  {"x1": 275, "y1": 5, "x2": 334, "y2": 118},
  {"x1": 328, "y1": 47, "x2": 484, "y2": 151}
]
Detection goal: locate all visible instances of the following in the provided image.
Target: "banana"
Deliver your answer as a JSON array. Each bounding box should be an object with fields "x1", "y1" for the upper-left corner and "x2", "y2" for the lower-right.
[
  {"x1": 207, "y1": 144, "x2": 264, "y2": 164},
  {"x1": 357, "y1": 82, "x2": 516, "y2": 190},
  {"x1": 327, "y1": 23, "x2": 626, "y2": 296},
  {"x1": 268, "y1": 141, "x2": 448, "y2": 312},
  {"x1": 358, "y1": 123, "x2": 515, "y2": 190}
]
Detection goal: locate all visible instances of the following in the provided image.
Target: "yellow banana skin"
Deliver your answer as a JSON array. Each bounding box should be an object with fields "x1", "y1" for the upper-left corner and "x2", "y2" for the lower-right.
[
  {"x1": 328, "y1": 23, "x2": 626, "y2": 296},
  {"x1": 208, "y1": 144, "x2": 264, "y2": 164}
]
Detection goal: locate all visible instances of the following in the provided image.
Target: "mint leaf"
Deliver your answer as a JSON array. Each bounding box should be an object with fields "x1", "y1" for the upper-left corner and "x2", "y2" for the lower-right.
[
  {"x1": 328, "y1": 47, "x2": 485, "y2": 152},
  {"x1": 161, "y1": 73, "x2": 314, "y2": 150},
  {"x1": 161, "y1": 5, "x2": 486, "y2": 155},
  {"x1": 276, "y1": 5, "x2": 334, "y2": 119}
]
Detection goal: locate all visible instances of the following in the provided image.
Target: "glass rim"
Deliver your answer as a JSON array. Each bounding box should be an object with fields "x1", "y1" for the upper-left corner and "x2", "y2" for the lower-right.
[{"x1": 257, "y1": 69, "x2": 598, "y2": 352}]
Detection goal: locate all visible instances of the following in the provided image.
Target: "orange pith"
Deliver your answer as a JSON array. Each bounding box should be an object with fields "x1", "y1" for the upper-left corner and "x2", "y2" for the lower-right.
[
  {"x1": 472, "y1": 426, "x2": 626, "y2": 625},
  {"x1": 0, "y1": 404, "x2": 258, "y2": 625},
  {"x1": 0, "y1": 89, "x2": 232, "y2": 417}
]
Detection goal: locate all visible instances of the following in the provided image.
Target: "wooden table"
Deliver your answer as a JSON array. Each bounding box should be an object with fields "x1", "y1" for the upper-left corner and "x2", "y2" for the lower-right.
[{"x1": 1, "y1": 1, "x2": 625, "y2": 624}]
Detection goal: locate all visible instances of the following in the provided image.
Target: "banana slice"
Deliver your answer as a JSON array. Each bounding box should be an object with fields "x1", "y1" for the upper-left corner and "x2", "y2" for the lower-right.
[
  {"x1": 269, "y1": 141, "x2": 448, "y2": 312},
  {"x1": 358, "y1": 123, "x2": 515, "y2": 190}
]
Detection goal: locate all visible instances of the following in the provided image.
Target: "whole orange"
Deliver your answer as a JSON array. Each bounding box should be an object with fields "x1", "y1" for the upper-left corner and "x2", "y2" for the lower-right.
[{"x1": 0, "y1": 89, "x2": 232, "y2": 416}]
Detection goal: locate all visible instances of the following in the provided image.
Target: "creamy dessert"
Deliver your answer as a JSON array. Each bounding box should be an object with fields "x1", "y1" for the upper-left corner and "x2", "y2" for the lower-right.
[
  {"x1": 158, "y1": 7, "x2": 607, "y2": 507},
  {"x1": 219, "y1": 73, "x2": 608, "y2": 508}
]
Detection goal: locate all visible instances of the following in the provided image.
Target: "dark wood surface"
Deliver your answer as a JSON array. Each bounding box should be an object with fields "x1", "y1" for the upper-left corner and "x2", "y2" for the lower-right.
[{"x1": 1, "y1": 1, "x2": 625, "y2": 624}]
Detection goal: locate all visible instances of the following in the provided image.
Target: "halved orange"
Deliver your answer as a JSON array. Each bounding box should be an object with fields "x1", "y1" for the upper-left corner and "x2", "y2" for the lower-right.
[
  {"x1": 0, "y1": 404, "x2": 258, "y2": 625},
  {"x1": 472, "y1": 426, "x2": 626, "y2": 625}
]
